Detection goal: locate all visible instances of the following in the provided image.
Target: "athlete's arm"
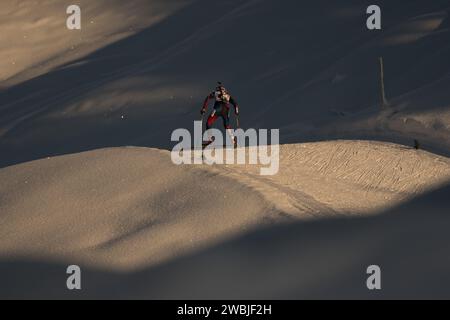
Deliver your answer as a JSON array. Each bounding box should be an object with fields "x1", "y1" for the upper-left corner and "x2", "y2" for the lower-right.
[
  {"x1": 201, "y1": 92, "x2": 215, "y2": 113},
  {"x1": 230, "y1": 96, "x2": 239, "y2": 115}
]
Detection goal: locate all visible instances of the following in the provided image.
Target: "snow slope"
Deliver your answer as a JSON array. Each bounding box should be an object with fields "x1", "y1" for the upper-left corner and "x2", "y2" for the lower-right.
[
  {"x1": 0, "y1": 141, "x2": 449, "y2": 298},
  {"x1": 301, "y1": 72, "x2": 450, "y2": 156},
  {"x1": 0, "y1": 0, "x2": 449, "y2": 168},
  {"x1": 1, "y1": 0, "x2": 450, "y2": 299},
  {"x1": 0, "y1": 147, "x2": 272, "y2": 270},
  {"x1": 0, "y1": 0, "x2": 190, "y2": 86},
  {"x1": 220, "y1": 141, "x2": 450, "y2": 216}
]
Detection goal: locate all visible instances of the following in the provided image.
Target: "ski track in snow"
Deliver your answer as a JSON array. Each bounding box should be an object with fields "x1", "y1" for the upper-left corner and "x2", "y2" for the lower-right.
[
  {"x1": 205, "y1": 141, "x2": 450, "y2": 217},
  {"x1": 0, "y1": 140, "x2": 450, "y2": 300}
]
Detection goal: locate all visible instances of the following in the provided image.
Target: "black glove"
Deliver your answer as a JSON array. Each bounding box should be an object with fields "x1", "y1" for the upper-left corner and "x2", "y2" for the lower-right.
[{"x1": 200, "y1": 109, "x2": 206, "y2": 115}]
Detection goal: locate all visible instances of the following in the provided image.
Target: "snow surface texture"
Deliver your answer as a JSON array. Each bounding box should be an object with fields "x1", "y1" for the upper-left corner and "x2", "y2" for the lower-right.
[
  {"x1": 1, "y1": 0, "x2": 450, "y2": 167},
  {"x1": 0, "y1": 0, "x2": 450, "y2": 298},
  {"x1": 1, "y1": 143, "x2": 450, "y2": 298}
]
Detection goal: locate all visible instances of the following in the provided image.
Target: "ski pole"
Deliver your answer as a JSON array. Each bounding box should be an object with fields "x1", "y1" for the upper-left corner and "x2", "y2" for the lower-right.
[
  {"x1": 236, "y1": 115, "x2": 240, "y2": 129},
  {"x1": 201, "y1": 114, "x2": 204, "y2": 132}
]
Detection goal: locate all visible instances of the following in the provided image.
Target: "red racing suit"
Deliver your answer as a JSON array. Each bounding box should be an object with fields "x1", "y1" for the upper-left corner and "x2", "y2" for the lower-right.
[{"x1": 201, "y1": 90, "x2": 239, "y2": 129}]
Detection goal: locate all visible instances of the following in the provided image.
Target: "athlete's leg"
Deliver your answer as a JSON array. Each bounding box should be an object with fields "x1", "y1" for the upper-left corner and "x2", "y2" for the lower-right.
[
  {"x1": 221, "y1": 111, "x2": 236, "y2": 145},
  {"x1": 205, "y1": 111, "x2": 219, "y2": 142},
  {"x1": 206, "y1": 111, "x2": 219, "y2": 129}
]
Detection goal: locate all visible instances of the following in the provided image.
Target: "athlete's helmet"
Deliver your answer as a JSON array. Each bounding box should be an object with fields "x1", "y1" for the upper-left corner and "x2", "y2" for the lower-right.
[{"x1": 216, "y1": 81, "x2": 226, "y2": 93}]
